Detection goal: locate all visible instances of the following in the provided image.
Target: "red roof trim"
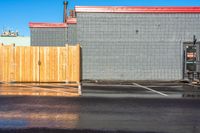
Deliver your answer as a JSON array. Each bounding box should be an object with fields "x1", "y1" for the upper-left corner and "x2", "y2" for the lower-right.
[
  {"x1": 75, "y1": 6, "x2": 200, "y2": 13},
  {"x1": 29, "y1": 22, "x2": 67, "y2": 28},
  {"x1": 67, "y1": 18, "x2": 77, "y2": 24}
]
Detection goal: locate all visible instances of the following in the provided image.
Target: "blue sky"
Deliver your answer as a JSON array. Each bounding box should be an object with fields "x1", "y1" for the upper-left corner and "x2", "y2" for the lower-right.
[{"x1": 1, "y1": 0, "x2": 200, "y2": 36}]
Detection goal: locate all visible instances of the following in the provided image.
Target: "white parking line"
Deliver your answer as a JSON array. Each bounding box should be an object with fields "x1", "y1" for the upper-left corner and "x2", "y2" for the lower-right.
[{"x1": 133, "y1": 83, "x2": 168, "y2": 97}]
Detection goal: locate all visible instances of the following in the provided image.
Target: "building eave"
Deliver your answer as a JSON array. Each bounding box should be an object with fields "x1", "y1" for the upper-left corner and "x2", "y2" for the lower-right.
[
  {"x1": 75, "y1": 6, "x2": 200, "y2": 13},
  {"x1": 29, "y1": 22, "x2": 68, "y2": 28}
]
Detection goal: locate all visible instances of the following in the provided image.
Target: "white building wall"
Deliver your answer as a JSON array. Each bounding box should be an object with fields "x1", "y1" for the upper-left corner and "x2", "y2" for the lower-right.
[{"x1": 0, "y1": 37, "x2": 30, "y2": 46}]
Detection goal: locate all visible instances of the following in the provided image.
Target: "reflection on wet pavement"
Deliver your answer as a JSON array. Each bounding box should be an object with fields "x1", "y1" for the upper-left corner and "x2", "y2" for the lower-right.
[
  {"x1": 0, "y1": 83, "x2": 79, "y2": 97},
  {"x1": 183, "y1": 84, "x2": 200, "y2": 98},
  {"x1": 0, "y1": 103, "x2": 80, "y2": 129},
  {"x1": 0, "y1": 82, "x2": 200, "y2": 133},
  {"x1": 0, "y1": 120, "x2": 28, "y2": 128}
]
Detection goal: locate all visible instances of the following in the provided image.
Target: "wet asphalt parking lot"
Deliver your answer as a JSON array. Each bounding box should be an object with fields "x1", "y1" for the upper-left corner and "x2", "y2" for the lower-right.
[{"x1": 0, "y1": 82, "x2": 200, "y2": 133}]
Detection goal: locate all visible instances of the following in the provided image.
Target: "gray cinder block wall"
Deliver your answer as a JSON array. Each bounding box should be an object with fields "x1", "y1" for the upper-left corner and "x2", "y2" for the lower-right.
[
  {"x1": 31, "y1": 26, "x2": 77, "y2": 46},
  {"x1": 77, "y1": 13, "x2": 200, "y2": 80},
  {"x1": 31, "y1": 28, "x2": 67, "y2": 46},
  {"x1": 68, "y1": 24, "x2": 77, "y2": 45}
]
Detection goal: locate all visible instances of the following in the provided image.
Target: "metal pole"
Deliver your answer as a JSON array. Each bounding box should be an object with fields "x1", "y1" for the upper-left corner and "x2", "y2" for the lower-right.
[
  {"x1": 193, "y1": 35, "x2": 197, "y2": 80},
  {"x1": 63, "y1": 1, "x2": 68, "y2": 23}
]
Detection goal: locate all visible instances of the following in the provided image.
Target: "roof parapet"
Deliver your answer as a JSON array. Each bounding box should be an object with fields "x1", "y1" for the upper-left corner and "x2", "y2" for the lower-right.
[
  {"x1": 29, "y1": 23, "x2": 68, "y2": 28},
  {"x1": 75, "y1": 6, "x2": 200, "y2": 13}
]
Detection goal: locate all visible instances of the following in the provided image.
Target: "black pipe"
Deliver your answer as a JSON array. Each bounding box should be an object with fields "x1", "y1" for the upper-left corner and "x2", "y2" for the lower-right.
[{"x1": 63, "y1": 1, "x2": 68, "y2": 23}]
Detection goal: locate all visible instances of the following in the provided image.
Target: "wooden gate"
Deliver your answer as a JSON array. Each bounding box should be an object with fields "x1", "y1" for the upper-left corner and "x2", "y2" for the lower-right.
[{"x1": 0, "y1": 44, "x2": 80, "y2": 84}]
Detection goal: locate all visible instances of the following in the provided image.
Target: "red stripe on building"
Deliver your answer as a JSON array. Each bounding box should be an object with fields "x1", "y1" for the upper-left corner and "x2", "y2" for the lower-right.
[
  {"x1": 67, "y1": 18, "x2": 77, "y2": 24},
  {"x1": 29, "y1": 23, "x2": 68, "y2": 28},
  {"x1": 75, "y1": 6, "x2": 200, "y2": 13}
]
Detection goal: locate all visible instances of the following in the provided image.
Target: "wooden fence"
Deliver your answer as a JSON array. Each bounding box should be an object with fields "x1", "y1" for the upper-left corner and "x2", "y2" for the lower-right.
[{"x1": 0, "y1": 44, "x2": 80, "y2": 86}]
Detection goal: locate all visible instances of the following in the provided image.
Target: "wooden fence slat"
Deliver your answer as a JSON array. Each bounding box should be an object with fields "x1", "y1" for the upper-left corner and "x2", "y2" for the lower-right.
[
  {"x1": 9, "y1": 44, "x2": 15, "y2": 82},
  {"x1": 15, "y1": 47, "x2": 19, "y2": 81},
  {"x1": 0, "y1": 45, "x2": 14, "y2": 82},
  {"x1": 76, "y1": 44, "x2": 81, "y2": 83},
  {"x1": 66, "y1": 44, "x2": 69, "y2": 82},
  {"x1": 0, "y1": 45, "x2": 3, "y2": 81},
  {"x1": 0, "y1": 46, "x2": 2, "y2": 81},
  {"x1": 36, "y1": 47, "x2": 40, "y2": 82}
]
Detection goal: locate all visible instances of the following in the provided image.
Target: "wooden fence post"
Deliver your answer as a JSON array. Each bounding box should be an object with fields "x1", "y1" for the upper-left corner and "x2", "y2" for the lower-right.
[
  {"x1": 76, "y1": 44, "x2": 81, "y2": 95},
  {"x1": 10, "y1": 44, "x2": 15, "y2": 82},
  {"x1": 65, "y1": 44, "x2": 69, "y2": 83},
  {"x1": 77, "y1": 44, "x2": 81, "y2": 83},
  {"x1": 0, "y1": 44, "x2": 2, "y2": 82}
]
